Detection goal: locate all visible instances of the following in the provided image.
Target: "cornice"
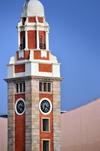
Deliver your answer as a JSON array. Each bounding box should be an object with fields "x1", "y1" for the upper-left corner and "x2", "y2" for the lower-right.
[{"x1": 4, "y1": 76, "x2": 63, "y2": 83}]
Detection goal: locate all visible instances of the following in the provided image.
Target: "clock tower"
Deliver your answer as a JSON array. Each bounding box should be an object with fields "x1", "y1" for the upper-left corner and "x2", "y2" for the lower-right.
[{"x1": 5, "y1": 0, "x2": 63, "y2": 151}]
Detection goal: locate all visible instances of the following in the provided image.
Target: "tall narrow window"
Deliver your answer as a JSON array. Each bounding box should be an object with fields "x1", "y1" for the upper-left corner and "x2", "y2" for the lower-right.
[
  {"x1": 22, "y1": 17, "x2": 26, "y2": 25},
  {"x1": 16, "y1": 83, "x2": 18, "y2": 93},
  {"x1": 39, "y1": 37, "x2": 43, "y2": 49},
  {"x1": 43, "y1": 140, "x2": 49, "y2": 151},
  {"x1": 20, "y1": 83, "x2": 22, "y2": 92},
  {"x1": 20, "y1": 31, "x2": 25, "y2": 50},
  {"x1": 39, "y1": 82, "x2": 42, "y2": 91},
  {"x1": 23, "y1": 36, "x2": 25, "y2": 49},
  {"x1": 44, "y1": 83, "x2": 46, "y2": 92},
  {"x1": 48, "y1": 83, "x2": 51, "y2": 92},
  {"x1": 43, "y1": 119, "x2": 49, "y2": 132},
  {"x1": 23, "y1": 82, "x2": 25, "y2": 92}
]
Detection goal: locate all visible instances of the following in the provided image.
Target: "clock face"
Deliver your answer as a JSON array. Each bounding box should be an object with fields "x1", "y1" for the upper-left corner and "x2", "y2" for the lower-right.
[
  {"x1": 15, "y1": 99, "x2": 25, "y2": 115},
  {"x1": 39, "y1": 98, "x2": 52, "y2": 115}
]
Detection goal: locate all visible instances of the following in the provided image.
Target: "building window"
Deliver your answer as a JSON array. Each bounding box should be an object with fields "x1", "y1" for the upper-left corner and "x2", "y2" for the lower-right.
[
  {"x1": 42, "y1": 119, "x2": 49, "y2": 132},
  {"x1": 22, "y1": 17, "x2": 26, "y2": 25},
  {"x1": 39, "y1": 37, "x2": 43, "y2": 49},
  {"x1": 48, "y1": 83, "x2": 51, "y2": 92},
  {"x1": 16, "y1": 83, "x2": 19, "y2": 93},
  {"x1": 16, "y1": 82, "x2": 25, "y2": 93},
  {"x1": 44, "y1": 83, "x2": 46, "y2": 92},
  {"x1": 39, "y1": 82, "x2": 42, "y2": 91},
  {"x1": 20, "y1": 31, "x2": 25, "y2": 50},
  {"x1": 39, "y1": 82, "x2": 52, "y2": 92},
  {"x1": 39, "y1": 37, "x2": 46, "y2": 49},
  {"x1": 43, "y1": 140, "x2": 49, "y2": 151}
]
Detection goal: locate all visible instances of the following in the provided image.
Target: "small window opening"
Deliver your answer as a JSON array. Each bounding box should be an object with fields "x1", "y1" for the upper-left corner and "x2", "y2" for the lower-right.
[
  {"x1": 23, "y1": 82, "x2": 25, "y2": 92},
  {"x1": 43, "y1": 119, "x2": 49, "y2": 132},
  {"x1": 22, "y1": 17, "x2": 26, "y2": 25},
  {"x1": 43, "y1": 140, "x2": 49, "y2": 151},
  {"x1": 39, "y1": 82, "x2": 42, "y2": 91},
  {"x1": 39, "y1": 37, "x2": 43, "y2": 49},
  {"x1": 20, "y1": 83, "x2": 22, "y2": 92},
  {"x1": 48, "y1": 83, "x2": 51, "y2": 92},
  {"x1": 44, "y1": 83, "x2": 46, "y2": 92},
  {"x1": 16, "y1": 84, "x2": 18, "y2": 93}
]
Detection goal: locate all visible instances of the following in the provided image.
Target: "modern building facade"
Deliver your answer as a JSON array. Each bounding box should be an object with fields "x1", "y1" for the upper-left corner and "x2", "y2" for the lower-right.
[{"x1": 5, "y1": 0, "x2": 62, "y2": 151}]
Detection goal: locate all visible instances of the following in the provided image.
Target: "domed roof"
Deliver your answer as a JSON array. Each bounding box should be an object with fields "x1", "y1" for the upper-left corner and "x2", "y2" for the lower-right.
[{"x1": 21, "y1": 0, "x2": 45, "y2": 17}]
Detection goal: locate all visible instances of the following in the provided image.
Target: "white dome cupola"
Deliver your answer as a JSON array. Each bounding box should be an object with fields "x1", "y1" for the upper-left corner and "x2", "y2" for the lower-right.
[{"x1": 21, "y1": 0, "x2": 45, "y2": 17}]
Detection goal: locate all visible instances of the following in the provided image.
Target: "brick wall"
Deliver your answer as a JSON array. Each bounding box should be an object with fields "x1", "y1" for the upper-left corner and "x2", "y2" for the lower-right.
[
  {"x1": 39, "y1": 93, "x2": 53, "y2": 151},
  {"x1": 39, "y1": 64, "x2": 52, "y2": 72},
  {"x1": 38, "y1": 17, "x2": 43, "y2": 23},
  {"x1": 28, "y1": 30, "x2": 36, "y2": 49},
  {"x1": 28, "y1": 17, "x2": 36, "y2": 22},
  {"x1": 15, "y1": 64, "x2": 25, "y2": 73},
  {"x1": 34, "y1": 51, "x2": 49, "y2": 60},
  {"x1": 15, "y1": 94, "x2": 25, "y2": 151},
  {"x1": 17, "y1": 51, "x2": 30, "y2": 61}
]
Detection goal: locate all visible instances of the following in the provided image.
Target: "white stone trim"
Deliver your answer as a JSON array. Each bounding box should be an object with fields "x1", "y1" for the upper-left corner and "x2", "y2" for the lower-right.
[
  {"x1": 46, "y1": 31, "x2": 49, "y2": 50},
  {"x1": 25, "y1": 30, "x2": 28, "y2": 49},
  {"x1": 52, "y1": 64, "x2": 60, "y2": 77},
  {"x1": 38, "y1": 72, "x2": 52, "y2": 77},
  {"x1": 18, "y1": 31, "x2": 20, "y2": 50},
  {"x1": 36, "y1": 30, "x2": 39, "y2": 49},
  {"x1": 19, "y1": 51, "x2": 24, "y2": 58},
  {"x1": 41, "y1": 51, "x2": 47, "y2": 58},
  {"x1": 7, "y1": 65, "x2": 14, "y2": 78},
  {"x1": 15, "y1": 72, "x2": 25, "y2": 77}
]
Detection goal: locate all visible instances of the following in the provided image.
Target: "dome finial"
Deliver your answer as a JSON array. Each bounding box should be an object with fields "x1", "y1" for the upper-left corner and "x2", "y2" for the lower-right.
[{"x1": 21, "y1": 0, "x2": 45, "y2": 17}]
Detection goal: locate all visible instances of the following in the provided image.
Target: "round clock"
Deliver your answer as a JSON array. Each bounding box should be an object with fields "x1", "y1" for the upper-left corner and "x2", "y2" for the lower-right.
[
  {"x1": 15, "y1": 99, "x2": 25, "y2": 115},
  {"x1": 39, "y1": 98, "x2": 52, "y2": 115}
]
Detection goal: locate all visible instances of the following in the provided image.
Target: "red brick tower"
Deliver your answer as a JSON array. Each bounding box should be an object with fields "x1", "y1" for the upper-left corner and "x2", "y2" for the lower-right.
[{"x1": 5, "y1": 0, "x2": 63, "y2": 151}]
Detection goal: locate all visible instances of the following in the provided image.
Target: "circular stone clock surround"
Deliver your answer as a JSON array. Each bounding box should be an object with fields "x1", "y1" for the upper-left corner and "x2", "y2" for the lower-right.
[
  {"x1": 39, "y1": 98, "x2": 52, "y2": 115},
  {"x1": 15, "y1": 98, "x2": 26, "y2": 115}
]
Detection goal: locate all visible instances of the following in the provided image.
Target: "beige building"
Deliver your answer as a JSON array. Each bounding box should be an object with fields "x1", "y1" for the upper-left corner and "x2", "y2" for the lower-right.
[
  {"x1": 0, "y1": 116, "x2": 7, "y2": 151},
  {"x1": 61, "y1": 98, "x2": 100, "y2": 151}
]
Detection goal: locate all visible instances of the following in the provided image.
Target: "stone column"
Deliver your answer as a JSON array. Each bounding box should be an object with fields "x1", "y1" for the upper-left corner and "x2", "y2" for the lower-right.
[
  {"x1": 31, "y1": 79, "x2": 40, "y2": 151},
  {"x1": 52, "y1": 81, "x2": 61, "y2": 151},
  {"x1": 36, "y1": 30, "x2": 39, "y2": 49},
  {"x1": 25, "y1": 30, "x2": 28, "y2": 49},
  {"x1": 46, "y1": 31, "x2": 49, "y2": 50},
  {"x1": 25, "y1": 80, "x2": 32, "y2": 151},
  {"x1": 25, "y1": 79, "x2": 40, "y2": 151},
  {"x1": 18, "y1": 31, "x2": 20, "y2": 50},
  {"x1": 8, "y1": 82, "x2": 15, "y2": 151}
]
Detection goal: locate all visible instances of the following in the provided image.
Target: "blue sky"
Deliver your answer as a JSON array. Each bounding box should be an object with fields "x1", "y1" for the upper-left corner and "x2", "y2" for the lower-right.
[{"x1": 0, "y1": 0, "x2": 100, "y2": 114}]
